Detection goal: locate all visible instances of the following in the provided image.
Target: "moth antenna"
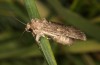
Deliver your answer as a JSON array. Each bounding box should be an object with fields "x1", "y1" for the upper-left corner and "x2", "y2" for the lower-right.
[
  {"x1": 9, "y1": 12, "x2": 26, "y2": 25},
  {"x1": 18, "y1": 30, "x2": 26, "y2": 41},
  {"x1": 14, "y1": 16, "x2": 26, "y2": 25}
]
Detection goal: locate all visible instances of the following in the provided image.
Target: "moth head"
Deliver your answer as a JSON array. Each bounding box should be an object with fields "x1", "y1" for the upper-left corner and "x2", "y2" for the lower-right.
[{"x1": 25, "y1": 23, "x2": 32, "y2": 32}]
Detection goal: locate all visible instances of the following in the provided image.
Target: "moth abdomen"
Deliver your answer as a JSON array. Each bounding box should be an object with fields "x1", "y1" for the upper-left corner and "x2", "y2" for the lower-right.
[{"x1": 52, "y1": 36, "x2": 74, "y2": 45}]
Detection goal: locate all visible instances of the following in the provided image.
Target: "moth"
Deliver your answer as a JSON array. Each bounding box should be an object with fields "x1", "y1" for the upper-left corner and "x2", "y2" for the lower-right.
[{"x1": 25, "y1": 18, "x2": 86, "y2": 45}]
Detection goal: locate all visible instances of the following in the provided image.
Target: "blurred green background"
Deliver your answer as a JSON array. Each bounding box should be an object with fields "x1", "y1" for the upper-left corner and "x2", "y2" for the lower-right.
[{"x1": 0, "y1": 0, "x2": 100, "y2": 65}]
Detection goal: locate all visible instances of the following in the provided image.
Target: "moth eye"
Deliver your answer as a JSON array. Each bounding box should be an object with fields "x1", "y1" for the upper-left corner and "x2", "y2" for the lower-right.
[{"x1": 28, "y1": 28, "x2": 33, "y2": 32}]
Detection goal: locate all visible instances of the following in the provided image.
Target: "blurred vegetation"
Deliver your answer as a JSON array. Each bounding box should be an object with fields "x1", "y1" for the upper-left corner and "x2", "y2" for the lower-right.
[{"x1": 0, "y1": 0, "x2": 100, "y2": 65}]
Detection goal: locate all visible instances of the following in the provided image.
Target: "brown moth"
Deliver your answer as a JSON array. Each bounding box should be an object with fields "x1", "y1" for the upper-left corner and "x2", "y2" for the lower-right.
[{"x1": 25, "y1": 18, "x2": 86, "y2": 45}]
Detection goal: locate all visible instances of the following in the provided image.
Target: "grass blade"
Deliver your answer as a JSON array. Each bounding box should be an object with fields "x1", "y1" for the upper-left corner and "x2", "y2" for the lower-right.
[
  {"x1": 24, "y1": 0, "x2": 57, "y2": 65},
  {"x1": 40, "y1": 37, "x2": 57, "y2": 65},
  {"x1": 24, "y1": 0, "x2": 40, "y2": 19}
]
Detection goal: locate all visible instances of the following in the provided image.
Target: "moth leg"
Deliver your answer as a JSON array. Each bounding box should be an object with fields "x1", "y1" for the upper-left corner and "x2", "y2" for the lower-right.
[
  {"x1": 36, "y1": 33, "x2": 45, "y2": 44},
  {"x1": 32, "y1": 32, "x2": 35, "y2": 37},
  {"x1": 36, "y1": 34, "x2": 41, "y2": 43}
]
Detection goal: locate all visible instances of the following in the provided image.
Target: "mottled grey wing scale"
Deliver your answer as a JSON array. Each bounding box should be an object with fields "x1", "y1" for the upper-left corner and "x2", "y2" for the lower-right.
[
  {"x1": 64, "y1": 26, "x2": 86, "y2": 40},
  {"x1": 43, "y1": 22, "x2": 86, "y2": 41}
]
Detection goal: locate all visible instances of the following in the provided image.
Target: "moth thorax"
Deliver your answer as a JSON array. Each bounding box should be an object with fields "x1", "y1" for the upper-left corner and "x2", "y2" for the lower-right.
[{"x1": 32, "y1": 22, "x2": 44, "y2": 29}]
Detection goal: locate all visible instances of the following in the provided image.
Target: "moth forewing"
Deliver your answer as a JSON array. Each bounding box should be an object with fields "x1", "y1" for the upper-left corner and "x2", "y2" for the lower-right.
[
  {"x1": 25, "y1": 18, "x2": 86, "y2": 45},
  {"x1": 64, "y1": 26, "x2": 86, "y2": 41}
]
